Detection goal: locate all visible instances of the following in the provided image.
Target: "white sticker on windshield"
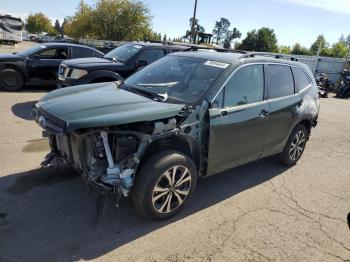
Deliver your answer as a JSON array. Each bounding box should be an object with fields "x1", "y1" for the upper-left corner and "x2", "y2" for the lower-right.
[
  {"x1": 133, "y1": 45, "x2": 143, "y2": 49},
  {"x1": 204, "y1": 60, "x2": 229, "y2": 69},
  {"x1": 40, "y1": 45, "x2": 47, "y2": 49}
]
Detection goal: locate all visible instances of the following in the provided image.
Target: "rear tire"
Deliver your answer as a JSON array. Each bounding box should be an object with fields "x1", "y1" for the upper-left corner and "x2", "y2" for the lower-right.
[
  {"x1": 0, "y1": 69, "x2": 24, "y2": 91},
  {"x1": 132, "y1": 150, "x2": 197, "y2": 220},
  {"x1": 278, "y1": 124, "x2": 308, "y2": 166}
]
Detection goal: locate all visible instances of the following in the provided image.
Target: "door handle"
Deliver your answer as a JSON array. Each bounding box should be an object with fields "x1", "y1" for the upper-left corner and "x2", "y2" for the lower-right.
[
  {"x1": 259, "y1": 109, "x2": 270, "y2": 117},
  {"x1": 221, "y1": 110, "x2": 228, "y2": 116}
]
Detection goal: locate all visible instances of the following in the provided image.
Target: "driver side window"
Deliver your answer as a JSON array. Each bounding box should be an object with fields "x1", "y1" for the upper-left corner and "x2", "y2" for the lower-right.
[
  {"x1": 38, "y1": 48, "x2": 68, "y2": 59},
  {"x1": 224, "y1": 64, "x2": 264, "y2": 107}
]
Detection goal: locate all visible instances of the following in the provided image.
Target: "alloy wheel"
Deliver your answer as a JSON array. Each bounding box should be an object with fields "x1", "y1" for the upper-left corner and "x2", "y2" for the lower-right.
[
  {"x1": 152, "y1": 165, "x2": 192, "y2": 214},
  {"x1": 289, "y1": 130, "x2": 306, "y2": 161}
]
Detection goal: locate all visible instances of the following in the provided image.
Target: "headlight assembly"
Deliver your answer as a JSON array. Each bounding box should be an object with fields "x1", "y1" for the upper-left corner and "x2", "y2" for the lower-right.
[{"x1": 69, "y1": 69, "x2": 88, "y2": 79}]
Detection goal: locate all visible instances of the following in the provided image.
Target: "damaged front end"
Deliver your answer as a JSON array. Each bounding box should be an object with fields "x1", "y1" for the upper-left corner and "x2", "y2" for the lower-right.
[{"x1": 33, "y1": 103, "x2": 181, "y2": 197}]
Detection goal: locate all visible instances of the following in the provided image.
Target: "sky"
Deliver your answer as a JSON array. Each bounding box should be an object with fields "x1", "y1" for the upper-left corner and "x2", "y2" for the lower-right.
[{"x1": 0, "y1": 0, "x2": 349, "y2": 47}]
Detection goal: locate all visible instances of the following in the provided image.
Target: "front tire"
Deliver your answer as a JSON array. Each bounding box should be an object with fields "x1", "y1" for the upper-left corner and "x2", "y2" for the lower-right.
[
  {"x1": 279, "y1": 124, "x2": 308, "y2": 166},
  {"x1": 0, "y1": 69, "x2": 24, "y2": 91},
  {"x1": 132, "y1": 150, "x2": 197, "y2": 220}
]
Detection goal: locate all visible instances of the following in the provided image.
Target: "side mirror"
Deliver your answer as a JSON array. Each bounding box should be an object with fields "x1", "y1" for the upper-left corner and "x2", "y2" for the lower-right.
[{"x1": 136, "y1": 60, "x2": 148, "y2": 68}]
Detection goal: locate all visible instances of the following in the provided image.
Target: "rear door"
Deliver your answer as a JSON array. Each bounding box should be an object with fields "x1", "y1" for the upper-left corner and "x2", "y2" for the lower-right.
[
  {"x1": 262, "y1": 64, "x2": 301, "y2": 157},
  {"x1": 207, "y1": 64, "x2": 270, "y2": 175}
]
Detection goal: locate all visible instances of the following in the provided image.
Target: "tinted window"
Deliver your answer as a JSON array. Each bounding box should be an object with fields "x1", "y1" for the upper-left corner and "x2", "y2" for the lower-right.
[
  {"x1": 138, "y1": 49, "x2": 166, "y2": 64},
  {"x1": 38, "y1": 48, "x2": 68, "y2": 59},
  {"x1": 292, "y1": 67, "x2": 311, "y2": 91},
  {"x1": 267, "y1": 65, "x2": 294, "y2": 98},
  {"x1": 72, "y1": 47, "x2": 93, "y2": 58},
  {"x1": 224, "y1": 64, "x2": 264, "y2": 107}
]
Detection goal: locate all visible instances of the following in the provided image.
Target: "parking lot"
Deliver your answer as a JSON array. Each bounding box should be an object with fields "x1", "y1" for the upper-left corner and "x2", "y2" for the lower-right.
[{"x1": 0, "y1": 44, "x2": 350, "y2": 262}]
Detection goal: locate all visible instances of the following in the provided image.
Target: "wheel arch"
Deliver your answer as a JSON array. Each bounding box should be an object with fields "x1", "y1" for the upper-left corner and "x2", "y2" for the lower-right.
[
  {"x1": 86, "y1": 70, "x2": 123, "y2": 84},
  {"x1": 139, "y1": 134, "x2": 200, "y2": 173}
]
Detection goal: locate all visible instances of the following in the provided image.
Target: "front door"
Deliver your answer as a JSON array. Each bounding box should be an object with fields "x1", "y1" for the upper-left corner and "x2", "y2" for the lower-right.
[
  {"x1": 27, "y1": 47, "x2": 69, "y2": 80},
  {"x1": 207, "y1": 64, "x2": 270, "y2": 175}
]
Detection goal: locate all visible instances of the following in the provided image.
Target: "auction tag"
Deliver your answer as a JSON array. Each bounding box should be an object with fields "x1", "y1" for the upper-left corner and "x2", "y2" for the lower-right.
[{"x1": 204, "y1": 60, "x2": 229, "y2": 68}]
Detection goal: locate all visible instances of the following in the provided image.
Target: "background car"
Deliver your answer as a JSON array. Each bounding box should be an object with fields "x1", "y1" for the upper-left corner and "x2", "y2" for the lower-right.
[
  {"x1": 57, "y1": 42, "x2": 189, "y2": 87},
  {"x1": 0, "y1": 43, "x2": 104, "y2": 91}
]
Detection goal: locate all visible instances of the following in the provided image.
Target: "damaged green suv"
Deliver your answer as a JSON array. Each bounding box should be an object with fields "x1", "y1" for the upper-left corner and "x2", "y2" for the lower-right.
[{"x1": 32, "y1": 51, "x2": 319, "y2": 219}]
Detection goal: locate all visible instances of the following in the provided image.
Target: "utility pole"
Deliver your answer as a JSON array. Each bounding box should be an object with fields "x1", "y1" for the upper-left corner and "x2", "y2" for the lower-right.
[{"x1": 191, "y1": 0, "x2": 198, "y2": 44}]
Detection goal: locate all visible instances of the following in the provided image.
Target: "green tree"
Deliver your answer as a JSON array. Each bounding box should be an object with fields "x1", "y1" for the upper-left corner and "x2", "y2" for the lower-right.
[
  {"x1": 279, "y1": 45, "x2": 292, "y2": 54},
  {"x1": 54, "y1": 19, "x2": 61, "y2": 35},
  {"x1": 291, "y1": 43, "x2": 309, "y2": 55},
  {"x1": 163, "y1": 34, "x2": 167, "y2": 42},
  {"x1": 237, "y1": 27, "x2": 277, "y2": 52},
  {"x1": 309, "y1": 35, "x2": 328, "y2": 55},
  {"x1": 64, "y1": 0, "x2": 94, "y2": 38},
  {"x1": 224, "y1": 27, "x2": 241, "y2": 48},
  {"x1": 330, "y1": 42, "x2": 348, "y2": 58},
  {"x1": 61, "y1": 18, "x2": 69, "y2": 35},
  {"x1": 25, "y1": 12, "x2": 52, "y2": 34},
  {"x1": 92, "y1": 0, "x2": 152, "y2": 41},
  {"x1": 212, "y1": 17, "x2": 231, "y2": 44}
]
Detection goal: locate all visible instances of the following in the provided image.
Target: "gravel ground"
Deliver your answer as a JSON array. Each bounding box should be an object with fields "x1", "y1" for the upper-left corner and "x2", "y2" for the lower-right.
[{"x1": 0, "y1": 41, "x2": 37, "y2": 53}]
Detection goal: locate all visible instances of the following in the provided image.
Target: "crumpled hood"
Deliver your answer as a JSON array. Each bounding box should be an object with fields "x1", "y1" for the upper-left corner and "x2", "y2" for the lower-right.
[
  {"x1": 62, "y1": 57, "x2": 124, "y2": 70},
  {"x1": 0, "y1": 53, "x2": 23, "y2": 61},
  {"x1": 35, "y1": 82, "x2": 185, "y2": 133}
]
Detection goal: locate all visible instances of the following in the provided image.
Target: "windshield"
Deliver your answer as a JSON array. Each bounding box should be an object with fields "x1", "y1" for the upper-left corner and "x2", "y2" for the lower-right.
[
  {"x1": 124, "y1": 55, "x2": 228, "y2": 104},
  {"x1": 104, "y1": 43, "x2": 142, "y2": 62},
  {"x1": 17, "y1": 44, "x2": 47, "y2": 56}
]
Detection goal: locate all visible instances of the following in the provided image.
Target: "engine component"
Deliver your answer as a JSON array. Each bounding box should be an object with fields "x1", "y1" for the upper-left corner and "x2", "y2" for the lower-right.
[
  {"x1": 153, "y1": 118, "x2": 177, "y2": 135},
  {"x1": 100, "y1": 132, "x2": 120, "y2": 186}
]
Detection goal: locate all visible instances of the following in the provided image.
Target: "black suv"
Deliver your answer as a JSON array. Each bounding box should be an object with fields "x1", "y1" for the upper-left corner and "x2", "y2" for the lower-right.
[
  {"x1": 33, "y1": 51, "x2": 319, "y2": 219},
  {"x1": 0, "y1": 43, "x2": 104, "y2": 91},
  {"x1": 57, "y1": 42, "x2": 189, "y2": 87}
]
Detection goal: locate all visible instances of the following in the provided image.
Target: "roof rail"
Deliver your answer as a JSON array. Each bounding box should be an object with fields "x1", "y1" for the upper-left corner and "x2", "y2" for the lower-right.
[
  {"x1": 183, "y1": 46, "x2": 249, "y2": 54},
  {"x1": 243, "y1": 52, "x2": 299, "y2": 61}
]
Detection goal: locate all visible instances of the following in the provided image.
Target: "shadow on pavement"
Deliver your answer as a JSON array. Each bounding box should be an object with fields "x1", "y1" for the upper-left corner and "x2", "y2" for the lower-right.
[
  {"x1": 0, "y1": 157, "x2": 290, "y2": 262},
  {"x1": 11, "y1": 100, "x2": 37, "y2": 120}
]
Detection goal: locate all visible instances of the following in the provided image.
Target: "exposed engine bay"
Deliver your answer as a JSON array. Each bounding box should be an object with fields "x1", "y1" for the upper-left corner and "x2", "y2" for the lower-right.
[{"x1": 42, "y1": 117, "x2": 178, "y2": 194}]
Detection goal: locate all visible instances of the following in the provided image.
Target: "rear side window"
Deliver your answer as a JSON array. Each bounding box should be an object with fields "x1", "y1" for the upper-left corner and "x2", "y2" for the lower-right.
[
  {"x1": 292, "y1": 67, "x2": 311, "y2": 91},
  {"x1": 267, "y1": 65, "x2": 294, "y2": 99},
  {"x1": 224, "y1": 64, "x2": 264, "y2": 107},
  {"x1": 72, "y1": 47, "x2": 94, "y2": 59}
]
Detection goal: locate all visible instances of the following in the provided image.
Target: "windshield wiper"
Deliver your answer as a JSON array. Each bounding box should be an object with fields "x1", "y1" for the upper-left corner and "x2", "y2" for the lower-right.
[{"x1": 128, "y1": 87, "x2": 168, "y2": 102}]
